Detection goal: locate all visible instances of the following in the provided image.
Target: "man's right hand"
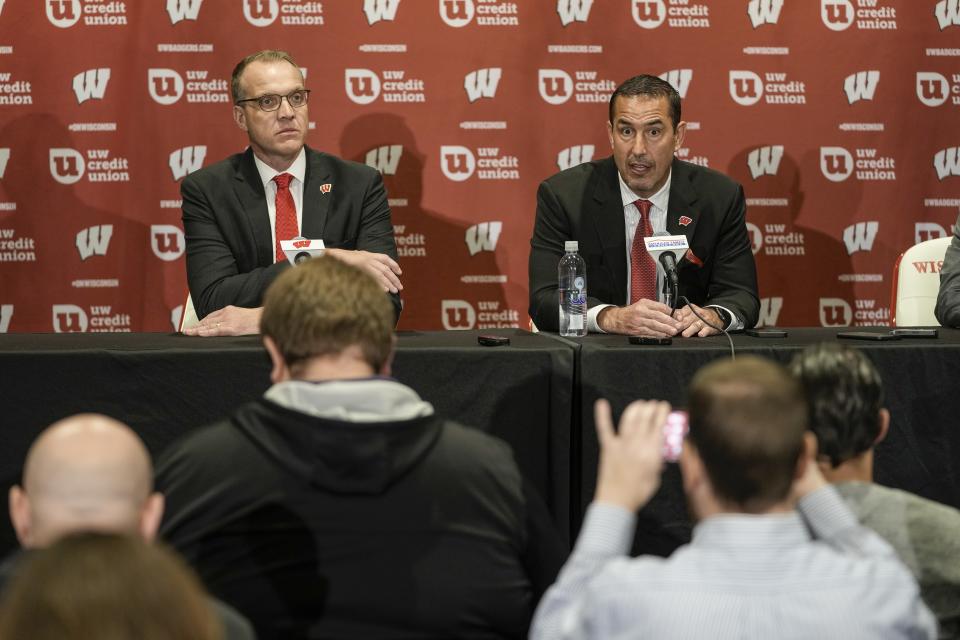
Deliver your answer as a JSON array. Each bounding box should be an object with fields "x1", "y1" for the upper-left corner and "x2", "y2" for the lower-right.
[
  {"x1": 182, "y1": 305, "x2": 263, "y2": 337},
  {"x1": 594, "y1": 398, "x2": 670, "y2": 512},
  {"x1": 598, "y1": 299, "x2": 682, "y2": 336},
  {"x1": 325, "y1": 249, "x2": 403, "y2": 294}
]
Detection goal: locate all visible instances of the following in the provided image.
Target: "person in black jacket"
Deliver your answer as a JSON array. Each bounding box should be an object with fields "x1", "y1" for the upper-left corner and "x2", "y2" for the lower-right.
[{"x1": 156, "y1": 256, "x2": 565, "y2": 639}]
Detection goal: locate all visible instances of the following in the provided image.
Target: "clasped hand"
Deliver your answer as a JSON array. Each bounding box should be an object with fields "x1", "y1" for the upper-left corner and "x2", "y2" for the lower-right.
[{"x1": 598, "y1": 300, "x2": 722, "y2": 337}]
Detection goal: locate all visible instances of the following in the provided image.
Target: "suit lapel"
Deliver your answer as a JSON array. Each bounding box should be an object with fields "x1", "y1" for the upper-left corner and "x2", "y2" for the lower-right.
[
  {"x1": 234, "y1": 148, "x2": 273, "y2": 266},
  {"x1": 666, "y1": 159, "x2": 700, "y2": 242},
  {"x1": 301, "y1": 147, "x2": 332, "y2": 240},
  {"x1": 590, "y1": 158, "x2": 628, "y2": 301}
]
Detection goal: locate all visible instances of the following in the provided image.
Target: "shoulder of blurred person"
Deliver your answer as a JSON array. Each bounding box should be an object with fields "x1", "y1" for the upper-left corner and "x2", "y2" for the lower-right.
[
  {"x1": 0, "y1": 533, "x2": 222, "y2": 640},
  {"x1": 836, "y1": 480, "x2": 960, "y2": 636}
]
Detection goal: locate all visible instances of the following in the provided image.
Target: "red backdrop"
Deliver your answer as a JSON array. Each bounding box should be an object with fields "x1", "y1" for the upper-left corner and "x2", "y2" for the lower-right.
[{"x1": 1, "y1": 0, "x2": 958, "y2": 332}]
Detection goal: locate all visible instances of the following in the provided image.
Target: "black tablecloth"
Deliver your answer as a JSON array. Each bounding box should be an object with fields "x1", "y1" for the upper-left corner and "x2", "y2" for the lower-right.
[
  {"x1": 2, "y1": 327, "x2": 959, "y2": 559},
  {"x1": 567, "y1": 327, "x2": 960, "y2": 556},
  {"x1": 0, "y1": 329, "x2": 574, "y2": 554}
]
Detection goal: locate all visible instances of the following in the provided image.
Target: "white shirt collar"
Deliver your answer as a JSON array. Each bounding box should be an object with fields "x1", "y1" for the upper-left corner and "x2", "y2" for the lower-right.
[
  {"x1": 616, "y1": 165, "x2": 672, "y2": 213},
  {"x1": 252, "y1": 146, "x2": 307, "y2": 189}
]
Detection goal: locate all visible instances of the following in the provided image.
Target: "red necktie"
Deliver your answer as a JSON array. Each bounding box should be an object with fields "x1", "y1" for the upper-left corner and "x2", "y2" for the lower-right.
[
  {"x1": 630, "y1": 199, "x2": 656, "y2": 304},
  {"x1": 273, "y1": 173, "x2": 299, "y2": 263}
]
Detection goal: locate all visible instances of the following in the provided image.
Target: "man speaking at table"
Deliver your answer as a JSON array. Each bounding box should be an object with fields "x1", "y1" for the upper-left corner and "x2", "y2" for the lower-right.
[
  {"x1": 529, "y1": 75, "x2": 759, "y2": 337},
  {"x1": 182, "y1": 50, "x2": 402, "y2": 336}
]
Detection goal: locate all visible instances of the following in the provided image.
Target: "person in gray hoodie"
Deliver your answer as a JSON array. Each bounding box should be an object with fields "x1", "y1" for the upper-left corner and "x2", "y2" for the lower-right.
[{"x1": 156, "y1": 255, "x2": 564, "y2": 640}]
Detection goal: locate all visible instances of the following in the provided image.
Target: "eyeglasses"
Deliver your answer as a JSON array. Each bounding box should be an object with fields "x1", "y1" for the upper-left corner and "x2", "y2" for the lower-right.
[{"x1": 235, "y1": 89, "x2": 310, "y2": 112}]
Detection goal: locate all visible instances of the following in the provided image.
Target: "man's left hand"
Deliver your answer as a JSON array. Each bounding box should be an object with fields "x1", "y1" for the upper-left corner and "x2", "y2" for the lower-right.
[
  {"x1": 182, "y1": 305, "x2": 263, "y2": 337},
  {"x1": 675, "y1": 304, "x2": 723, "y2": 338},
  {"x1": 325, "y1": 249, "x2": 403, "y2": 294}
]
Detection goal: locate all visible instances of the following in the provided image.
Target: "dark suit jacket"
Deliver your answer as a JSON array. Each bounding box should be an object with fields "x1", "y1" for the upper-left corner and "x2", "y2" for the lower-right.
[
  {"x1": 529, "y1": 157, "x2": 759, "y2": 332},
  {"x1": 182, "y1": 146, "x2": 400, "y2": 320},
  {"x1": 935, "y1": 211, "x2": 960, "y2": 327}
]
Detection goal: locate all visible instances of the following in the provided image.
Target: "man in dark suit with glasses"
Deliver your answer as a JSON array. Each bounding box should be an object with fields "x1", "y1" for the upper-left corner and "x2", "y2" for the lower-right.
[{"x1": 181, "y1": 49, "x2": 402, "y2": 336}]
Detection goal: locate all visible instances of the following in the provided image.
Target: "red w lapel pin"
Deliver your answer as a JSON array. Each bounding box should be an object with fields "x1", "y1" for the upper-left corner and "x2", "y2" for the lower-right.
[
  {"x1": 679, "y1": 215, "x2": 693, "y2": 227},
  {"x1": 320, "y1": 183, "x2": 332, "y2": 194}
]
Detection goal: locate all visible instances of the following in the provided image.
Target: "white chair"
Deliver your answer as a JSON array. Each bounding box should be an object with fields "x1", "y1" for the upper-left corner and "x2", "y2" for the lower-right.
[
  {"x1": 890, "y1": 236, "x2": 952, "y2": 326},
  {"x1": 179, "y1": 294, "x2": 200, "y2": 332}
]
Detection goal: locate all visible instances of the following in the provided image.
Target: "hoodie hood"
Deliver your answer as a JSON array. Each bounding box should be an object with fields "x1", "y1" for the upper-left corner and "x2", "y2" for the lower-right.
[{"x1": 232, "y1": 379, "x2": 441, "y2": 495}]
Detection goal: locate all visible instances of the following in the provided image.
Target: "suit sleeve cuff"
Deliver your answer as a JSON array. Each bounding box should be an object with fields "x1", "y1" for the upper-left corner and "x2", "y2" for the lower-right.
[{"x1": 706, "y1": 304, "x2": 743, "y2": 331}]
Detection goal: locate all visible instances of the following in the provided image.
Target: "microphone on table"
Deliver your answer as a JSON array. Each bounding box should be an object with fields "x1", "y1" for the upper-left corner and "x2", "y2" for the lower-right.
[
  {"x1": 280, "y1": 237, "x2": 326, "y2": 266},
  {"x1": 643, "y1": 231, "x2": 689, "y2": 291}
]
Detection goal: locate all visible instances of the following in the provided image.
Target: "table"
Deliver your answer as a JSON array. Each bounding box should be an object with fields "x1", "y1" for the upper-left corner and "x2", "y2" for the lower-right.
[
  {"x1": 3, "y1": 327, "x2": 959, "y2": 560},
  {"x1": 568, "y1": 327, "x2": 960, "y2": 555},
  {"x1": 0, "y1": 329, "x2": 574, "y2": 554}
]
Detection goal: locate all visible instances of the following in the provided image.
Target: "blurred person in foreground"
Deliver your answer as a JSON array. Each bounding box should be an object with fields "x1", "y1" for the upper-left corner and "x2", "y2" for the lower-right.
[
  {"x1": 3, "y1": 414, "x2": 255, "y2": 640},
  {"x1": 791, "y1": 342, "x2": 960, "y2": 637},
  {"x1": 531, "y1": 356, "x2": 935, "y2": 639},
  {"x1": 182, "y1": 49, "x2": 401, "y2": 336},
  {"x1": 157, "y1": 256, "x2": 564, "y2": 639},
  {"x1": 0, "y1": 532, "x2": 220, "y2": 640}
]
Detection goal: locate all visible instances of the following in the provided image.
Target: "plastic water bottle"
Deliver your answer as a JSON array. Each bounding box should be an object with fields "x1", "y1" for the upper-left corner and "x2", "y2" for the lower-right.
[{"x1": 558, "y1": 240, "x2": 587, "y2": 337}]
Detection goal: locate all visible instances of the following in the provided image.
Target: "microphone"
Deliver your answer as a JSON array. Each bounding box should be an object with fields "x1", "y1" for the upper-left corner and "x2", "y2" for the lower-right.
[
  {"x1": 643, "y1": 232, "x2": 689, "y2": 290},
  {"x1": 280, "y1": 237, "x2": 326, "y2": 266}
]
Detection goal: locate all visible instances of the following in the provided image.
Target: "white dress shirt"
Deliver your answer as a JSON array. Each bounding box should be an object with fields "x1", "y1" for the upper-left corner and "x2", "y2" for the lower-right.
[
  {"x1": 531, "y1": 486, "x2": 937, "y2": 640},
  {"x1": 252, "y1": 147, "x2": 307, "y2": 257}
]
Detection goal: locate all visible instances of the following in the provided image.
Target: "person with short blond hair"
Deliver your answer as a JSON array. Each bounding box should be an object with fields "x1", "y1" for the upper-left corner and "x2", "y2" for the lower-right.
[
  {"x1": 158, "y1": 257, "x2": 564, "y2": 639},
  {"x1": 259, "y1": 253, "x2": 394, "y2": 375}
]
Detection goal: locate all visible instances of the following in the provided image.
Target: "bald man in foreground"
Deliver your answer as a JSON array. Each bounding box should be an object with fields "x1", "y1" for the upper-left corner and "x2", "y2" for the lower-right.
[
  {"x1": 7, "y1": 414, "x2": 162, "y2": 547},
  {"x1": 2, "y1": 414, "x2": 256, "y2": 640}
]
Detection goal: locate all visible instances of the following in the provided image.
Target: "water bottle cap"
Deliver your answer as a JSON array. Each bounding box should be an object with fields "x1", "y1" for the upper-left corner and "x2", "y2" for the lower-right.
[{"x1": 564, "y1": 241, "x2": 579, "y2": 252}]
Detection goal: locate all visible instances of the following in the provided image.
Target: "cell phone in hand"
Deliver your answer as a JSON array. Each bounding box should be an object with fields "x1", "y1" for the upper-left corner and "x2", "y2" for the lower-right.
[{"x1": 662, "y1": 411, "x2": 688, "y2": 463}]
